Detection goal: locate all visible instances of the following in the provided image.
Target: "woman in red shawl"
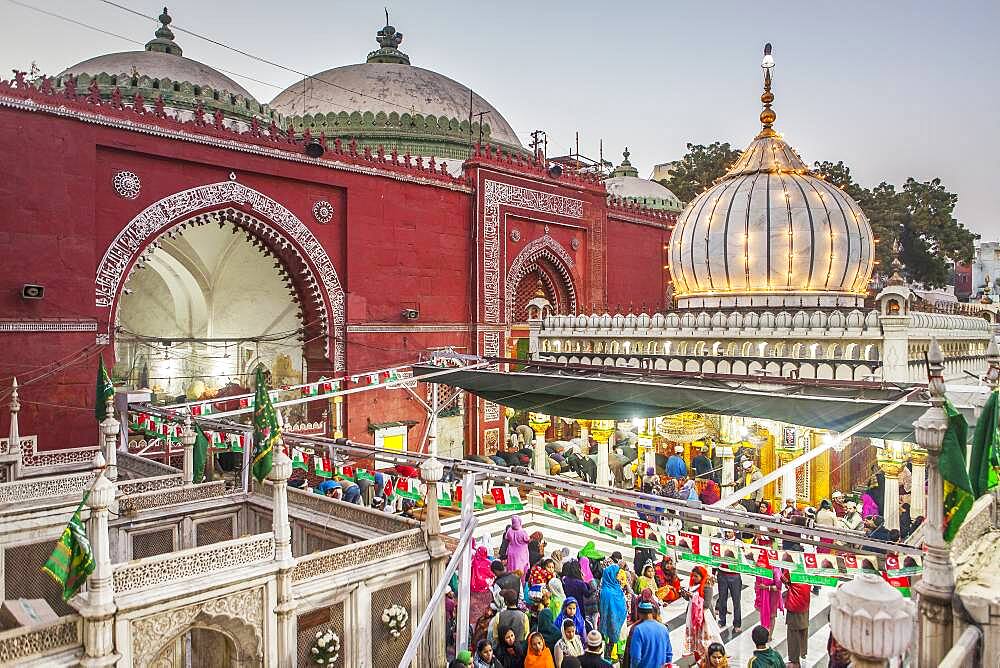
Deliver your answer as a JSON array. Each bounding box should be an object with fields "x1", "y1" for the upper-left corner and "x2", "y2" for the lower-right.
[
  {"x1": 683, "y1": 565, "x2": 713, "y2": 661},
  {"x1": 753, "y1": 536, "x2": 784, "y2": 632},
  {"x1": 471, "y1": 546, "x2": 496, "y2": 614}
]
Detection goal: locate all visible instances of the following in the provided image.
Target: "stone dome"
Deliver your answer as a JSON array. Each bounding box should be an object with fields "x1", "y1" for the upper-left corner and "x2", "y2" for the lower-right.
[
  {"x1": 56, "y1": 9, "x2": 270, "y2": 126},
  {"x1": 604, "y1": 149, "x2": 682, "y2": 212},
  {"x1": 269, "y1": 22, "x2": 522, "y2": 161},
  {"x1": 668, "y1": 54, "x2": 874, "y2": 309}
]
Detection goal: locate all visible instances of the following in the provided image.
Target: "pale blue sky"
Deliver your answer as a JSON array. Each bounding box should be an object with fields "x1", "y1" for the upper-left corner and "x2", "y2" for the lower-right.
[{"x1": 2, "y1": 0, "x2": 996, "y2": 236}]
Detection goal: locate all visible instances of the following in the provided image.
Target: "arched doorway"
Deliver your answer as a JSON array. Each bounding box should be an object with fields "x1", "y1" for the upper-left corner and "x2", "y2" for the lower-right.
[
  {"x1": 116, "y1": 212, "x2": 311, "y2": 417},
  {"x1": 505, "y1": 235, "x2": 577, "y2": 323},
  {"x1": 148, "y1": 618, "x2": 262, "y2": 667},
  {"x1": 96, "y1": 180, "x2": 345, "y2": 369}
]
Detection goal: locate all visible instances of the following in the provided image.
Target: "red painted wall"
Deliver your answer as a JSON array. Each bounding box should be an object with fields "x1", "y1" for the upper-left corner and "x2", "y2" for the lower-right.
[
  {"x1": 0, "y1": 91, "x2": 672, "y2": 458},
  {"x1": 605, "y1": 214, "x2": 673, "y2": 313}
]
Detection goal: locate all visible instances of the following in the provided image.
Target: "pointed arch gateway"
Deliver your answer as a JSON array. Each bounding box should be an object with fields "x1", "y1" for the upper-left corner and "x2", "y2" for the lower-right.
[
  {"x1": 505, "y1": 234, "x2": 577, "y2": 323},
  {"x1": 95, "y1": 180, "x2": 345, "y2": 368}
]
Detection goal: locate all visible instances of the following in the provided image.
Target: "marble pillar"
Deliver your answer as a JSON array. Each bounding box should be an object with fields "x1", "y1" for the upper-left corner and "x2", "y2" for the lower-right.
[
  {"x1": 909, "y1": 449, "x2": 927, "y2": 518},
  {"x1": 420, "y1": 457, "x2": 448, "y2": 666},
  {"x1": 181, "y1": 415, "x2": 195, "y2": 486},
  {"x1": 7, "y1": 378, "x2": 21, "y2": 480},
  {"x1": 269, "y1": 450, "x2": 296, "y2": 666},
  {"x1": 879, "y1": 461, "x2": 903, "y2": 531},
  {"x1": 99, "y1": 397, "x2": 119, "y2": 481},
  {"x1": 913, "y1": 340, "x2": 955, "y2": 666},
  {"x1": 78, "y1": 454, "x2": 118, "y2": 667}
]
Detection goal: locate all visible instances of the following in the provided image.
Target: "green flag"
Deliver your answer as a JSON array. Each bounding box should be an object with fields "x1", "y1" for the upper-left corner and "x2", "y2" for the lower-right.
[
  {"x1": 251, "y1": 367, "x2": 279, "y2": 483},
  {"x1": 95, "y1": 357, "x2": 114, "y2": 422},
  {"x1": 941, "y1": 399, "x2": 975, "y2": 542},
  {"x1": 969, "y1": 389, "x2": 1000, "y2": 498},
  {"x1": 41, "y1": 499, "x2": 95, "y2": 601},
  {"x1": 193, "y1": 423, "x2": 210, "y2": 484}
]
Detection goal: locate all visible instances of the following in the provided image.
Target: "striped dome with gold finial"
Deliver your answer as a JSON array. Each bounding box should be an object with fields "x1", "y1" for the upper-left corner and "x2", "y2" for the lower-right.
[{"x1": 668, "y1": 44, "x2": 875, "y2": 309}]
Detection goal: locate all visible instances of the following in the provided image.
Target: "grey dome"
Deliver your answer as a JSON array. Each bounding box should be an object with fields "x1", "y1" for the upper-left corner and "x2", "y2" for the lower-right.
[
  {"x1": 59, "y1": 50, "x2": 255, "y2": 101},
  {"x1": 269, "y1": 62, "x2": 521, "y2": 148}
]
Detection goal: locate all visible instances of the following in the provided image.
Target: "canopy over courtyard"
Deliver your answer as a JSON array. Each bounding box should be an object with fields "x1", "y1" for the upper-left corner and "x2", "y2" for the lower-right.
[{"x1": 412, "y1": 359, "x2": 952, "y2": 441}]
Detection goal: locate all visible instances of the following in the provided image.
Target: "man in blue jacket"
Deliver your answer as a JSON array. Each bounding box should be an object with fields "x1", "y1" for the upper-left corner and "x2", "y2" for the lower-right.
[
  {"x1": 623, "y1": 595, "x2": 672, "y2": 668},
  {"x1": 666, "y1": 445, "x2": 688, "y2": 479}
]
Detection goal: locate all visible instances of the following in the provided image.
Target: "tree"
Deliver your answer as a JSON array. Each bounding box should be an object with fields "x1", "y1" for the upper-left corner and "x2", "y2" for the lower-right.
[
  {"x1": 658, "y1": 142, "x2": 741, "y2": 204},
  {"x1": 813, "y1": 161, "x2": 976, "y2": 288}
]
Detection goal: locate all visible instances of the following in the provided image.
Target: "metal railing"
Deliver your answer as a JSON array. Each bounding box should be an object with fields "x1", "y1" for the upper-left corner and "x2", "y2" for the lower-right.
[{"x1": 399, "y1": 514, "x2": 477, "y2": 668}]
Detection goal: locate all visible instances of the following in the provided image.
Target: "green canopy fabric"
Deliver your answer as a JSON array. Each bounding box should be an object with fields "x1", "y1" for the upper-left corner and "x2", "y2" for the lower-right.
[{"x1": 413, "y1": 363, "x2": 932, "y2": 441}]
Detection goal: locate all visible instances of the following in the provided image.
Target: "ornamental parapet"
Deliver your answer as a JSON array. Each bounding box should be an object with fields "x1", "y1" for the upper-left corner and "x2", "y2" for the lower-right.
[
  {"x1": 465, "y1": 143, "x2": 607, "y2": 193},
  {"x1": 112, "y1": 533, "x2": 275, "y2": 594},
  {"x1": 0, "y1": 615, "x2": 81, "y2": 665},
  {"x1": 539, "y1": 308, "x2": 883, "y2": 338},
  {"x1": 0, "y1": 470, "x2": 95, "y2": 506},
  {"x1": 118, "y1": 479, "x2": 228, "y2": 516},
  {"x1": 0, "y1": 73, "x2": 468, "y2": 190},
  {"x1": 290, "y1": 528, "x2": 426, "y2": 583},
  {"x1": 116, "y1": 473, "x2": 183, "y2": 497},
  {"x1": 54, "y1": 71, "x2": 278, "y2": 126},
  {"x1": 288, "y1": 109, "x2": 509, "y2": 162},
  {"x1": 272, "y1": 481, "x2": 420, "y2": 535}
]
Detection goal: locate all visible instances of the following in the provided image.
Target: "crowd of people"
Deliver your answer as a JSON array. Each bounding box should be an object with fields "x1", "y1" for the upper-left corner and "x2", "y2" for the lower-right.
[{"x1": 444, "y1": 514, "x2": 834, "y2": 668}]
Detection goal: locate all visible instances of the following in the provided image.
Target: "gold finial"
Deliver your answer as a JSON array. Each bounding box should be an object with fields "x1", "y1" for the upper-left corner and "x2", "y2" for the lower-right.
[{"x1": 758, "y1": 43, "x2": 777, "y2": 138}]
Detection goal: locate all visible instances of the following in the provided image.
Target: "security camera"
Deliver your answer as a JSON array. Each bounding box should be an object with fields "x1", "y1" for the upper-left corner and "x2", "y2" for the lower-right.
[
  {"x1": 401, "y1": 308, "x2": 419, "y2": 320},
  {"x1": 21, "y1": 284, "x2": 44, "y2": 300}
]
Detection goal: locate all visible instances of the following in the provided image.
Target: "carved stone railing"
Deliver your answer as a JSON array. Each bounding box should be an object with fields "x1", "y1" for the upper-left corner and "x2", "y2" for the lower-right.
[
  {"x1": 939, "y1": 625, "x2": 982, "y2": 668},
  {"x1": 0, "y1": 615, "x2": 81, "y2": 664},
  {"x1": 113, "y1": 533, "x2": 275, "y2": 594},
  {"x1": 951, "y1": 494, "x2": 995, "y2": 560},
  {"x1": 118, "y1": 450, "x2": 179, "y2": 478},
  {"x1": 291, "y1": 528, "x2": 425, "y2": 583},
  {"x1": 269, "y1": 481, "x2": 420, "y2": 534},
  {"x1": 116, "y1": 473, "x2": 183, "y2": 497},
  {"x1": 118, "y1": 479, "x2": 228, "y2": 516},
  {"x1": 0, "y1": 470, "x2": 95, "y2": 506}
]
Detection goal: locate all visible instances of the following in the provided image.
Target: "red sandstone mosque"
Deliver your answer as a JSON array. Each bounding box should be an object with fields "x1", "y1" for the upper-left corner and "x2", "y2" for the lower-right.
[{"x1": 0, "y1": 11, "x2": 678, "y2": 458}]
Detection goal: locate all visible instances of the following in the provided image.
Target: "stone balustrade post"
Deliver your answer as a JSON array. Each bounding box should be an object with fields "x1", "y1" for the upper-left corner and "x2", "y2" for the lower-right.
[
  {"x1": 99, "y1": 396, "x2": 118, "y2": 481},
  {"x1": 829, "y1": 572, "x2": 915, "y2": 668},
  {"x1": 528, "y1": 413, "x2": 551, "y2": 477},
  {"x1": 78, "y1": 453, "x2": 118, "y2": 667},
  {"x1": 181, "y1": 415, "x2": 195, "y2": 486},
  {"x1": 7, "y1": 378, "x2": 22, "y2": 480},
  {"x1": 268, "y1": 449, "x2": 296, "y2": 666},
  {"x1": 420, "y1": 456, "x2": 447, "y2": 666},
  {"x1": 913, "y1": 339, "x2": 955, "y2": 666}
]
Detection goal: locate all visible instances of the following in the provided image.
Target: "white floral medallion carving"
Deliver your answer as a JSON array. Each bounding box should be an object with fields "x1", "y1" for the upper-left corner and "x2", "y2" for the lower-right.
[
  {"x1": 312, "y1": 200, "x2": 334, "y2": 224},
  {"x1": 571, "y1": 238, "x2": 580, "y2": 250},
  {"x1": 510, "y1": 229, "x2": 521, "y2": 242},
  {"x1": 114, "y1": 170, "x2": 141, "y2": 200}
]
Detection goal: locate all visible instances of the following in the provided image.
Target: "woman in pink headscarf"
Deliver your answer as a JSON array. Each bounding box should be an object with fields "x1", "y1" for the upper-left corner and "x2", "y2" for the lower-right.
[
  {"x1": 579, "y1": 556, "x2": 595, "y2": 584},
  {"x1": 753, "y1": 564, "x2": 784, "y2": 632},
  {"x1": 470, "y1": 546, "x2": 496, "y2": 614},
  {"x1": 504, "y1": 516, "x2": 531, "y2": 581}
]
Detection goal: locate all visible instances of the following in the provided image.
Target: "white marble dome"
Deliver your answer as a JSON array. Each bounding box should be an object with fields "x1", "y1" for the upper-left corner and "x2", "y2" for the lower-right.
[{"x1": 669, "y1": 116, "x2": 874, "y2": 309}]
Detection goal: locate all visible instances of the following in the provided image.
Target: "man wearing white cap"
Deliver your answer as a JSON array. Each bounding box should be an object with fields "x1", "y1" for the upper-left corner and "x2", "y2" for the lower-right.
[
  {"x1": 839, "y1": 499, "x2": 864, "y2": 531},
  {"x1": 831, "y1": 490, "x2": 847, "y2": 517},
  {"x1": 666, "y1": 445, "x2": 688, "y2": 479}
]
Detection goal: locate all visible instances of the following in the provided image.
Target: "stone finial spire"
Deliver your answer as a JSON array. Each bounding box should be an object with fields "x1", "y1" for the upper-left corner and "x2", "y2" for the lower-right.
[
  {"x1": 757, "y1": 43, "x2": 777, "y2": 138},
  {"x1": 610, "y1": 147, "x2": 639, "y2": 178},
  {"x1": 367, "y1": 14, "x2": 410, "y2": 65},
  {"x1": 145, "y1": 7, "x2": 183, "y2": 56}
]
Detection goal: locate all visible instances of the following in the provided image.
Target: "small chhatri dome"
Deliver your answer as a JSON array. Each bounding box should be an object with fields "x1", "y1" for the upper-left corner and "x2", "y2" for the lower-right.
[
  {"x1": 668, "y1": 44, "x2": 875, "y2": 309},
  {"x1": 269, "y1": 17, "x2": 522, "y2": 162},
  {"x1": 604, "y1": 148, "x2": 683, "y2": 212}
]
